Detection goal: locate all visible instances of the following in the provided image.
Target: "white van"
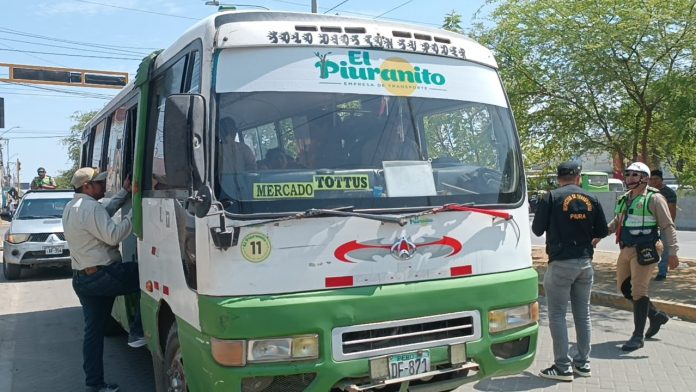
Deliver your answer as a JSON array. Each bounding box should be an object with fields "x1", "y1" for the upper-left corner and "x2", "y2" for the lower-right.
[{"x1": 608, "y1": 178, "x2": 625, "y2": 192}]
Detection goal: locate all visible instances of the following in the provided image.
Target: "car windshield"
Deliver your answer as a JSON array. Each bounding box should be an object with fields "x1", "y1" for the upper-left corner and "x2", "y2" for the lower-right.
[
  {"x1": 215, "y1": 92, "x2": 523, "y2": 213},
  {"x1": 15, "y1": 198, "x2": 71, "y2": 219}
]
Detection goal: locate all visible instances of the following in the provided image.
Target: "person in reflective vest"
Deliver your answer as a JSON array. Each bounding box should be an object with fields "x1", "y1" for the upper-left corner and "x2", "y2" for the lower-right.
[{"x1": 594, "y1": 161, "x2": 679, "y2": 352}]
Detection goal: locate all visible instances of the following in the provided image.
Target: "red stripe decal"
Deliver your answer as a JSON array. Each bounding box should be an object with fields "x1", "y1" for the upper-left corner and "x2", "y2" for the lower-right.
[
  {"x1": 334, "y1": 240, "x2": 390, "y2": 263},
  {"x1": 325, "y1": 276, "x2": 354, "y2": 288},
  {"x1": 418, "y1": 236, "x2": 463, "y2": 257},
  {"x1": 163, "y1": 286, "x2": 169, "y2": 295},
  {"x1": 439, "y1": 205, "x2": 512, "y2": 220},
  {"x1": 450, "y1": 265, "x2": 473, "y2": 277}
]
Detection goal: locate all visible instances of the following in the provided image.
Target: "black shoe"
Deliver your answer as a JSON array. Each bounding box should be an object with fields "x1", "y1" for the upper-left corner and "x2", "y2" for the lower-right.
[
  {"x1": 621, "y1": 335, "x2": 644, "y2": 352},
  {"x1": 654, "y1": 275, "x2": 666, "y2": 281},
  {"x1": 646, "y1": 311, "x2": 669, "y2": 339},
  {"x1": 573, "y1": 362, "x2": 591, "y2": 377},
  {"x1": 539, "y1": 365, "x2": 573, "y2": 382}
]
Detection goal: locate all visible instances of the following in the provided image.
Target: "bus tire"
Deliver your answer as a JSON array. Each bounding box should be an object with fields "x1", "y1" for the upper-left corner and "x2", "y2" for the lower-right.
[
  {"x1": 164, "y1": 322, "x2": 187, "y2": 392},
  {"x1": 3, "y1": 261, "x2": 21, "y2": 280}
]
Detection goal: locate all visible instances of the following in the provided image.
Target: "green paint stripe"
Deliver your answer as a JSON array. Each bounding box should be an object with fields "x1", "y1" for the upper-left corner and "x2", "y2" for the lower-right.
[{"x1": 132, "y1": 51, "x2": 160, "y2": 237}]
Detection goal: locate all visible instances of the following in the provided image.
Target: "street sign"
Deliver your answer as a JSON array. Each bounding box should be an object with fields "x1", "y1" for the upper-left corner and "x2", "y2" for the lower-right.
[{"x1": 0, "y1": 63, "x2": 128, "y2": 89}]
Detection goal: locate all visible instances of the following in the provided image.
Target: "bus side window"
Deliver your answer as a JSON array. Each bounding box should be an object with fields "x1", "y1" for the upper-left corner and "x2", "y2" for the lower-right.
[
  {"x1": 105, "y1": 108, "x2": 127, "y2": 195},
  {"x1": 122, "y1": 106, "x2": 137, "y2": 180},
  {"x1": 147, "y1": 55, "x2": 187, "y2": 190},
  {"x1": 185, "y1": 50, "x2": 201, "y2": 93}
]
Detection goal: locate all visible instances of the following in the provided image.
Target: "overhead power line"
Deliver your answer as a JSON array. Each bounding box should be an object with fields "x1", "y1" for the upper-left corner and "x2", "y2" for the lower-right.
[
  {"x1": 0, "y1": 37, "x2": 150, "y2": 57},
  {"x1": 2, "y1": 136, "x2": 66, "y2": 139},
  {"x1": 0, "y1": 91, "x2": 114, "y2": 100},
  {"x1": 0, "y1": 27, "x2": 159, "y2": 53},
  {"x1": 267, "y1": 0, "x2": 439, "y2": 27},
  {"x1": 373, "y1": 0, "x2": 413, "y2": 19},
  {"x1": 74, "y1": 0, "x2": 200, "y2": 20},
  {"x1": 1, "y1": 80, "x2": 117, "y2": 99},
  {"x1": 0, "y1": 48, "x2": 141, "y2": 61},
  {"x1": 324, "y1": 0, "x2": 349, "y2": 14},
  {"x1": 0, "y1": 39, "x2": 68, "y2": 68}
]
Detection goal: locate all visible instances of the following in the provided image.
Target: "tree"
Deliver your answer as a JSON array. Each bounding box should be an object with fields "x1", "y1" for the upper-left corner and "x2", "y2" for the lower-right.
[
  {"x1": 55, "y1": 110, "x2": 97, "y2": 189},
  {"x1": 442, "y1": 10, "x2": 463, "y2": 33},
  {"x1": 474, "y1": 0, "x2": 696, "y2": 183}
]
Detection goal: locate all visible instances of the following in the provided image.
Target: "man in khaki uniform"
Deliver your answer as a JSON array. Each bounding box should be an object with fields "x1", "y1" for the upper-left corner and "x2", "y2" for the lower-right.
[{"x1": 594, "y1": 162, "x2": 679, "y2": 352}]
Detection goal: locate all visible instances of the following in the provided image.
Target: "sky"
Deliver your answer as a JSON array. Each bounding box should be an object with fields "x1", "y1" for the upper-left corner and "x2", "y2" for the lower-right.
[{"x1": 0, "y1": 0, "x2": 489, "y2": 184}]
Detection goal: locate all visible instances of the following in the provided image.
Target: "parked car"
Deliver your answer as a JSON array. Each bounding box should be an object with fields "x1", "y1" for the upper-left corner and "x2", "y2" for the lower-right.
[
  {"x1": 608, "y1": 178, "x2": 625, "y2": 192},
  {"x1": 1, "y1": 190, "x2": 73, "y2": 280}
]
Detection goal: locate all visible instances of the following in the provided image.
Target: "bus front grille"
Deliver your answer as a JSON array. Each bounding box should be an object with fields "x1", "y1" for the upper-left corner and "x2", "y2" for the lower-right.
[{"x1": 332, "y1": 310, "x2": 481, "y2": 361}]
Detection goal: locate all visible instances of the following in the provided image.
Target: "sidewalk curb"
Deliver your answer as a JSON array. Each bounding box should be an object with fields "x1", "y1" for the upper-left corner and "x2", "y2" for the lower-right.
[{"x1": 539, "y1": 284, "x2": 696, "y2": 323}]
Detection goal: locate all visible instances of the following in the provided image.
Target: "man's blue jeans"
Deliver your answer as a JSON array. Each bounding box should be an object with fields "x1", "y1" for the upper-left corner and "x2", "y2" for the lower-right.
[
  {"x1": 657, "y1": 235, "x2": 670, "y2": 277},
  {"x1": 543, "y1": 257, "x2": 593, "y2": 372},
  {"x1": 72, "y1": 262, "x2": 143, "y2": 388}
]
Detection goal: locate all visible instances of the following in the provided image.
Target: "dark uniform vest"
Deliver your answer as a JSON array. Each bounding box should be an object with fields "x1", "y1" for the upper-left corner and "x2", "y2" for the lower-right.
[{"x1": 544, "y1": 184, "x2": 605, "y2": 261}]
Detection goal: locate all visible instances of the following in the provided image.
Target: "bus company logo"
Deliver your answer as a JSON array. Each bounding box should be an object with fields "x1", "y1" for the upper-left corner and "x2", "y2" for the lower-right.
[
  {"x1": 314, "y1": 50, "x2": 446, "y2": 96},
  {"x1": 334, "y1": 236, "x2": 462, "y2": 263},
  {"x1": 391, "y1": 236, "x2": 416, "y2": 260}
]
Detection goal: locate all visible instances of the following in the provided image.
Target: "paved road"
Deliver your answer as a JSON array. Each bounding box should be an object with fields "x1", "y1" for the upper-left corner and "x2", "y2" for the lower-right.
[
  {"x1": 2, "y1": 262, "x2": 695, "y2": 392},
  {"x1": 529, "y1": 216, "x2": 696, "y2": 259}
]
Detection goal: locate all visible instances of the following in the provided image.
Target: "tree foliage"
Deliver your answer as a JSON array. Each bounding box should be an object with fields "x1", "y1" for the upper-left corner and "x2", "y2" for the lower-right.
[
  {"x1": 55, "y1": 110, "x2": 97, "y2": 189},
  {"x1": 472, "y1": 0, "x2": 696, "y2": 183},
  {"x1": 442, "y1": 10, "x2": 464, "y2": 34}
]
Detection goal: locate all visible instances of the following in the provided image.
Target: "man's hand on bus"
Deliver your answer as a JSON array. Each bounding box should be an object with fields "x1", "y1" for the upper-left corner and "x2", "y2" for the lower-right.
[
  {"x1": 123, "y1": 174, "x2": 132, "y2": 193},
  {"x1": 591, "y1": 238, "x2": 602, "y2": 248},
  {"x1": 669, "y1": 254, "x2": 680, "y2": 270}
]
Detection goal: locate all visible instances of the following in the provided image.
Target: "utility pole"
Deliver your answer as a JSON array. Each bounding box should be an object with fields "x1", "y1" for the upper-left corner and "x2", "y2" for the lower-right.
[
  {"x1": 312, "y1": 0, "x2": 318, "y2": 13},
  {"x1": 16, "y1": 159, "x2": 21, "y2": 197}
]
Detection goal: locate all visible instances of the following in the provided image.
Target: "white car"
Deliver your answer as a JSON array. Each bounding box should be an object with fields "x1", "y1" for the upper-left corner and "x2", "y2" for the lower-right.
[
  {"x1": 608, "y1": 178, "x2": 626, "y2": 192},
  {"x1": 2, "y1": 190, "x2": 73, "y2": 280}
]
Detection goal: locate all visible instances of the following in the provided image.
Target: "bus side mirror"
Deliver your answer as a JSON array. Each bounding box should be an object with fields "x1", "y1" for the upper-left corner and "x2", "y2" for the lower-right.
[{"x1": 163, "y1": 94, "x2": 206, "y2": 189}]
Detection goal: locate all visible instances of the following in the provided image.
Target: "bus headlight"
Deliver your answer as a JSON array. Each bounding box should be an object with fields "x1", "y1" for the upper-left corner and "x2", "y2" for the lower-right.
[
  {"x1": 248, "y1": 335, "x2": 319, "y2": 363},
  {"x1": 212, "y1": 335, "x2": 319, "y2": 366},
  {"x1": 489, "y1": 302, "x2": 539, "y2": 333}
]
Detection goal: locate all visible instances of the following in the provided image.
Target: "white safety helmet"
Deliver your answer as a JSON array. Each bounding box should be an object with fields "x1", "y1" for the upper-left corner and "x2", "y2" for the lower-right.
[{"x1": 626, "y1": 162, "x2": 650, "y2": 176}]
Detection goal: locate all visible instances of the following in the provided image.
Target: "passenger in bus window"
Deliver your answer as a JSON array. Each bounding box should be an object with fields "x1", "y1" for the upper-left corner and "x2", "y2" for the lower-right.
[
  {"x1": 259, "y1": 147, "x2": 302, "y2": 170},
  {"x1": 360, "y1": 120, "x2": 420, "y2": 166},
  {"x1": 219, "y1": 117, "x2": 257, "y2": 172}
]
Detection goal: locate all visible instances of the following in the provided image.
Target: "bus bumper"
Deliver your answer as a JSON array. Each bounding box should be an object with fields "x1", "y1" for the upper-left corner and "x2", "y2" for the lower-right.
[{"x1": 176, "y1": 267, "x2": 539, "y2": 391}]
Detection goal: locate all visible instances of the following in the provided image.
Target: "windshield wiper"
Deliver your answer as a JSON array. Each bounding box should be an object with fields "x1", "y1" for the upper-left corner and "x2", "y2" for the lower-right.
[
  {"x1": 226, "y1": 206, "x2": 407, "y2": 227},
  {"x1": 225, "y1": 203, "x2": 513, "y2": 228},
  {"x1": 401, "y1": 203, "x2": 513, "y2": 222},
  {"x1": 16, "y1": 215, "x2": 50, "y2": 220}
]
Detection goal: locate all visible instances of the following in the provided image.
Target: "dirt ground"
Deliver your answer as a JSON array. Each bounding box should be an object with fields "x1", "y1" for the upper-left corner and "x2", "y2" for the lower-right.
[{"x1": 532, "y1": 247, "x2": 696, "y2": 306}]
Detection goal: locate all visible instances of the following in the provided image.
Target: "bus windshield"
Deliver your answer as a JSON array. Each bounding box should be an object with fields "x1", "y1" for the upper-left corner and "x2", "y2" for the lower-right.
[{"x1": 214, "y1": 49, "x2": 523, "y2": 213}]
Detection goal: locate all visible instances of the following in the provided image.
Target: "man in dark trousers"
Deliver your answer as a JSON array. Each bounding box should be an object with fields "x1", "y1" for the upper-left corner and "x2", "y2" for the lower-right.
[
  {"x1": 63, "y1": 167, "x2": 145, "y2": 392},
  {"x1": 532, "y1": 161, "x2": 608, "y2": 382},
  {"x1": 648, "y1": 169, "x2": 677, "y2": 281}
]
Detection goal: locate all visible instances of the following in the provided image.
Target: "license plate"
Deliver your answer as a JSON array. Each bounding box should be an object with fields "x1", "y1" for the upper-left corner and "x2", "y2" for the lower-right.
[
  {"x1": 388, "y1": 350, "x2": 430, "y2": 379},
  {"x1": 44, "y1": 246, "x2": 63, "y2": 255}
]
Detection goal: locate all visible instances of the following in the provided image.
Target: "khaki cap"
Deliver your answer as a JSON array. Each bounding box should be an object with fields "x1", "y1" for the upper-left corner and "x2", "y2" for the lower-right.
[{"x1": 71, "y1": 167, "x2": 107, "y2": 188}]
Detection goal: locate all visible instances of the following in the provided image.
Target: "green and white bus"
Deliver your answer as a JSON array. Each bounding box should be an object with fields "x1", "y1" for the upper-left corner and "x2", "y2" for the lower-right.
[
  {"x1": 581, "y1": 171, "x2": 610, "y2": 192},
  {"x1": 81, "y1": 10, "x2": 538, "y2": 392}
]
